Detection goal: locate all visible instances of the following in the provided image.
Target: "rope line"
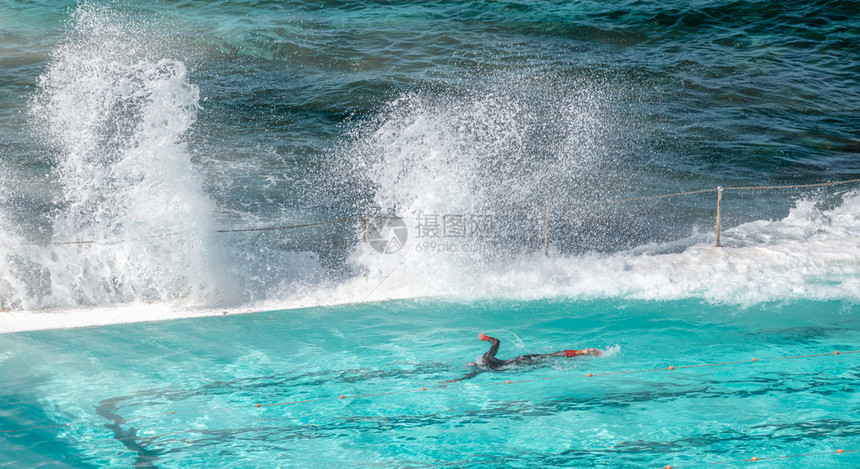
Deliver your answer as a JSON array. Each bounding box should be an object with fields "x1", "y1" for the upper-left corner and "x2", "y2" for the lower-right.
[
  {"x1": 0, "y1": 421, "x2": 853, "y2": 468},
  {"x1": 723, "y1": 178, "x2": 860, "y2": 191},
  {"x1": 6, "y1": 349, "x2": 851, "y2": 433},
  {"x1": 22, "y1": 240, "x2": 97, "y2": 246},
  {"x1": 0, "y1": 423, "x2": 71, "y2": 433},
  {"x1": 662, "y1": 448, "x2": 857, "y2": 468},
  {"x1": 2, "y1": 349, "x2": 855, "y2": 468},
  {"x1": 137, "y1": 349, "x2": 859, "y2": 412},
  {"x1": 7, "y1": 178, "x2": 858, "y2": 247},
  {"x1": 215, "y1": 217, "x2": 359, "y2": 233},
  {"x1": 20, "y1": 231, "x2": 188, "y2": 247},
  {"x1": 9, "y1": 348, "x2": 847, "y2": 431},
  {"x1": 581, "y1": 188, "x2": 718, "y2": 205}
]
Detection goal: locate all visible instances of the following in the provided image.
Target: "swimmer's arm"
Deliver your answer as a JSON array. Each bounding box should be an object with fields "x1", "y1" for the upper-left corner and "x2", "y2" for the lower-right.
[
  {"x1": 478, "y1": 333, "x2": 498, "y2": 344},
  {"x1": 557, "y1": 348, "x2": 603, "y2": 357},
  {"x1": 479, "y1": 333, "x2": 500, "y2": 354}
]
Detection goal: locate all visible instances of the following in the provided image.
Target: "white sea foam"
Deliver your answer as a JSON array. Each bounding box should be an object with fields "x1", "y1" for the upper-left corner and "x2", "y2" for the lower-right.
[
  {"x1": 310, "y1": 76, "x2": 860, "y2": 309},
  {"x1": 343, "y1": 76, "x2": 618, "y2": 220},
  {"x1": 2, "y1": 5, "x2": 857, "y2": 333},
  {"x1": 0, "y1": 188, "x2": 23, "y2": 312},
  {"x1": 3, "y1": 190, "x2": 857, "y2": 333},
  {"x1": 282, "y1": 189, "x2": 860, "y2": 308},
  {"x1": 1, "y1": 4, "x2": 237, "y2": 311}
]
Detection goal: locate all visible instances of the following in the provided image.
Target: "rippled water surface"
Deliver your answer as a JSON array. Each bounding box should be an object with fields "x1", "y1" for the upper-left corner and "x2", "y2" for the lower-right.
[{"x1": 0, "y1": 1, "x2": 858, "y2": 466}]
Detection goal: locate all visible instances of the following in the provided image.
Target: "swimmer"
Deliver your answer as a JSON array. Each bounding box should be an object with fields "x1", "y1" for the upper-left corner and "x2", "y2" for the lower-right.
[
  {"x1": 442, "y1": 333, "x2": 601, "y2": 383},
  {"x1": 468, "y1": 333, "x2": 601, "y2": 369}
]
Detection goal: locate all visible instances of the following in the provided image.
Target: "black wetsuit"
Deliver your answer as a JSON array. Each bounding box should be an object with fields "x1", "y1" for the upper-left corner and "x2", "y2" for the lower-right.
[
  {"x1": 442, "y1": 335, "x2": 587, "y2": 383},
  {"x1": 477, "y1": 335, "x2": 568, "y2": 369}
]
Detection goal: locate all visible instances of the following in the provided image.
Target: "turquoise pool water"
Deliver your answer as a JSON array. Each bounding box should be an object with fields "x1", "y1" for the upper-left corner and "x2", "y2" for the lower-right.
[{"x1": 2, "y1": 298, "x2": 857, "y2": 467}]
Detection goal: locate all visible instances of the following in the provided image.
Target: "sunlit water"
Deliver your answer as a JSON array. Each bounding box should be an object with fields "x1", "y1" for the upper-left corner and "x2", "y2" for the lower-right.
[
  {"x1": 1, "y1": 0, "x2": 858, "y2": 467},
  {"x1": 2, "y1": 299, "x2": 858, "y2": 467}
]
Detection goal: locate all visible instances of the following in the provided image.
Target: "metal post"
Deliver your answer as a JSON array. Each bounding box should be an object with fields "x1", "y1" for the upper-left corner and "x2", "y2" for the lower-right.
[
  {"x1": 544, "y1": 201, "x2": 550, "y2": 257},
  {"x1": 715, "y1": 187, "x2": 723, "y2": 247}
]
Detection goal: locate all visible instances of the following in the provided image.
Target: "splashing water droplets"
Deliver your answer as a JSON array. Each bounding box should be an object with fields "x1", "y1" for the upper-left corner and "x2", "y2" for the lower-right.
[{"x1": 12, "y1": 3, "x2": 236, "y2": 309}]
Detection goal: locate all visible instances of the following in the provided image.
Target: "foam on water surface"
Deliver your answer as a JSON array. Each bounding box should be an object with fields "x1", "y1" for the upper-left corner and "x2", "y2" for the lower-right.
[
  {"x1": 2, "y1": 4, "x2": 237, "y2": 311},
  {"x1": 1, "y1": 2, "x2": 858, "y2": 333},
  {"x1": 2, "y1": 189, "x2": 857, "y2": 333}
]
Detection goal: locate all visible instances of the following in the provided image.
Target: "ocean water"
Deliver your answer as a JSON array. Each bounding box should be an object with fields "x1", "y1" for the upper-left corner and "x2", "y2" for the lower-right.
[{"x1": 0, "y1": 0, "x2": 858, "y2": 467}]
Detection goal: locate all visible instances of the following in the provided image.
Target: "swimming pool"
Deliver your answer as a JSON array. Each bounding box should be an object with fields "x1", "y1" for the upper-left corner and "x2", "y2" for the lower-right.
[{"x1": 2, "y1": 298, "x2": 856, "y2": 468}]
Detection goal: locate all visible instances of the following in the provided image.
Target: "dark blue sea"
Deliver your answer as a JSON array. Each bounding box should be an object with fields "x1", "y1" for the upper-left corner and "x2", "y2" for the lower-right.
[{"x1": 0, "y1": 1, "x2": 858, "y2": 467}]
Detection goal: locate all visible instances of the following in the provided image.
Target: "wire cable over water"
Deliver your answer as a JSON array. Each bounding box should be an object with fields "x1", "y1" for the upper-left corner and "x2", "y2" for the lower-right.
[{"x1": 9, "y1": 178, "x2": 860, "y2": 247}]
